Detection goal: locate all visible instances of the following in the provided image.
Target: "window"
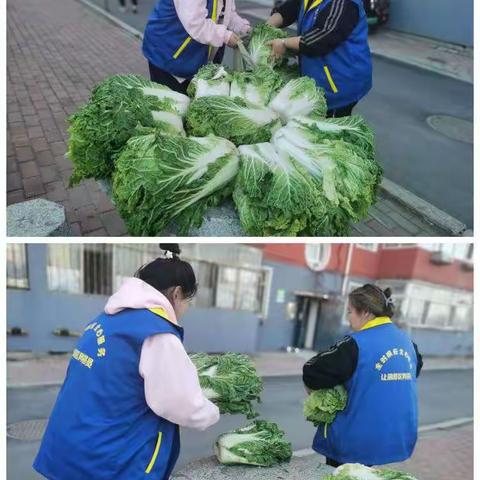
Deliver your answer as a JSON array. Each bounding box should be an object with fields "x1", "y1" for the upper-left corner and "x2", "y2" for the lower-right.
[
  {"x1": 45, "y1": 244, "x2": 271, "y2": 316},
  {"x1": 341, "y1": 280, "x2": 363, "y2": 325},
  {"x1": 305, "y1": 244, "x2": 331, "y2": 271},
  {"x1": 401, "y1": 281, "x2": 473, "y2": 330},
  {"x1": 382, "y1": 244, "x2": 416, "y2": 249},
  {"x1": 190, "y1": 261, "x2": 218, "y2": 308},
  {"x1": 83, "y1": 245, "x2": 113, "y2": 295},
  {"x1": 48, "y1": 245, "x2": 113, "y2": 295},
  {"x1": 7, "y1": 244, "x2": 29, "y2": 289},
  {"x1": 47, "y1": 244, "x2": 82, "y2": 293},
  {"x1": 421, "y1": 243, "x2": 474, "y2": 263},
  {"x1": 356, "y1": 244, "x2": 378, "y2": 252}
]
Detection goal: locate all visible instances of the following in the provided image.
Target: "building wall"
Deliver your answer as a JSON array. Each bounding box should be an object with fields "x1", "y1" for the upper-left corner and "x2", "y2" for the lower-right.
[
  {"x1": 7, "y1": 245, "x2": 261, "y2": 354},
  {"x1": 387, "y1": 0, "x2": 473, "y2": 47},
  {"x1": 261, "y1": 244, "x2": 308, "y2": 267},
  {"x1": 410, "y1": 327, "x2": 473, "y2": 356}
]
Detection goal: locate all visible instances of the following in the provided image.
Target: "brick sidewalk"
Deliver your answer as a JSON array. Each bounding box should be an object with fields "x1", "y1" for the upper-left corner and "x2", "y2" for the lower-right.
[
  {"x1": 7, "y1": 0, "x2": 451, "y2": 236},
  {"x1": 387, "y1": 424, "x2": 473, "y2": 480}
]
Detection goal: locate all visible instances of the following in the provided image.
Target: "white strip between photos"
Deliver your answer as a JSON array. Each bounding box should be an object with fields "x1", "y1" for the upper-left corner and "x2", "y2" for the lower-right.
[{"x1": 4, "y1": 236, "x2": 477, "y2": 246}]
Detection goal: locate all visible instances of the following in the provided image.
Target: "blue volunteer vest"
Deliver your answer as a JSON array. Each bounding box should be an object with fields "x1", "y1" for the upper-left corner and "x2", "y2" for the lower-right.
[
  {"x1": 312, "y1": 317, "x2": 418, "y2": 465},
  {"x1": 298, "y1": 0, "x2": 372, "y2": 110},
  {"x1": 33, "y1": 308, "x2": 184, "y2": 480},
  {"x1": 143, "y1": 0, "x2": 218, "y2": 79}
]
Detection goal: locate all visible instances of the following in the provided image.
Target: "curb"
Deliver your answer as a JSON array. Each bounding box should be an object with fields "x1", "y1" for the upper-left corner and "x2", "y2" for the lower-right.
[{"x1": 379, "y1": 179, "x2": 466, "y2": 236}]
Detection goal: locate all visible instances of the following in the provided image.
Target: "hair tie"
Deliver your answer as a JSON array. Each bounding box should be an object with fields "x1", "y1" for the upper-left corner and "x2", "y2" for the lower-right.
[{"x1": 382, "y1": 291, "x2": 394, "y2": 307}]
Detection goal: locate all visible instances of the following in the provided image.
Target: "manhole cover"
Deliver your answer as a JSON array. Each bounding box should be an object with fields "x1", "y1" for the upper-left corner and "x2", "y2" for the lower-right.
[
  {"x1": 7, "y1": 419, "x2": 48, "y2": 441},
  {"x1": 426, "y1": 115, "x2": 473, "y2": 143}
]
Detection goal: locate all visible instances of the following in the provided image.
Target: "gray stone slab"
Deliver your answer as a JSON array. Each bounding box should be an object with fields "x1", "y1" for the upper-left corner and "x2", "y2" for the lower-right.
[
  {"x1": 172, "y1": 455, "x2": 335, "y2": 480},
  {"x1": 7, "y1": 199, "x2": 70, "y2": 237}
]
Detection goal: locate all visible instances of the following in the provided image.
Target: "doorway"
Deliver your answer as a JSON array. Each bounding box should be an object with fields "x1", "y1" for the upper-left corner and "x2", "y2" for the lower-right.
[{"x1": 292, "y1": 292, "x2": 328, "y2": 350}]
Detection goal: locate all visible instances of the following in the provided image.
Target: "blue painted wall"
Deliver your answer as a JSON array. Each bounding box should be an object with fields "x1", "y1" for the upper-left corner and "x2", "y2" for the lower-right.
[
  {"x1": 388, "y1": 0, "x2": 473, "y2": 47},
  {"x1": 7, "y1": 246, "x2": 472, "y2": 357},
  {"x1": 410, "y1": 327, "x2": 473, "y2": 356},
  {"x1": 7, "y1": 245, "x2": 260, "y2": 354}
]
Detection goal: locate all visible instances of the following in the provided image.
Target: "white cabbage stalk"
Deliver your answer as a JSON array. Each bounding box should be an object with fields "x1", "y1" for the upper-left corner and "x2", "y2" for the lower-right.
[
  {"x1": 142, "y1": 86, "x2": 190, "y2": 115},
  {"x1": 152, "y1": 111, "x2": 185, "y2": 135},
  {"x1": 230, "y1": 81, "x2": 263, "y2": 106},
  {"x1": 269, "y1": 78, "x2": 325, "y2": 122}
]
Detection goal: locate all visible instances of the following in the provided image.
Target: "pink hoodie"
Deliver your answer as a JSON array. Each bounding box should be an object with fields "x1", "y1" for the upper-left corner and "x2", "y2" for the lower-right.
[
  {"x1": 105, "y1": 278, "x2": 220, "y2": 430},
  {"x1": 174, "y1": 0, "x2": 251, "y2": 47}
]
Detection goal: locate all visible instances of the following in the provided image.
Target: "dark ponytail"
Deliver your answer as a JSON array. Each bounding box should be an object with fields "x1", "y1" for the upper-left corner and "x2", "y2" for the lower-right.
[
  {"x1": 135, "y1": 244, "x2": 197, "y2": 300},
  {"x1": 348, "y1": 284, "x2": 395, "y2": 318}
]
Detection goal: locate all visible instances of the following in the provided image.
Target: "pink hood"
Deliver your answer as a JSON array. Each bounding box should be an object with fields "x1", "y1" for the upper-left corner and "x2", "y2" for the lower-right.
[{"x1": 105, "y1": 278, "x2": 178, "y2": 325}]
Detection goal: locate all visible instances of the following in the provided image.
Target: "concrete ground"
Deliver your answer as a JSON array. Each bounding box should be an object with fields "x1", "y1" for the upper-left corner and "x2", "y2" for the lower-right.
[
  {"x1": 7, "y1": 0, "x2": 472, "y2": 236},
  {"x1": 6, "y1": 370, "x2": 473, "y2": 479}
]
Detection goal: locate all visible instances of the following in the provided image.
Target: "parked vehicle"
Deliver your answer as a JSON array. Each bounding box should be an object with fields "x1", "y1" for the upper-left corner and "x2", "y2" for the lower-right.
[{"x1": 363, "y1": 0, "x2": 389, "y2": 26}]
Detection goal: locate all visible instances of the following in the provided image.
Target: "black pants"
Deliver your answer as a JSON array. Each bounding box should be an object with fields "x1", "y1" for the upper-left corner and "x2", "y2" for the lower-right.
[
  {"x1": 119, "y1": 0, "x2": 138, "y2": 6},
  {"x1": 326, "y1": 458, "x2": 342, "y2": 468},
  {"x1": 148, "y1": 47, "x2": 225, "y2": 94},
  {"x1": 148, "y1": 62, "x2": 190, "y2": 94},
  {"x1": 326, "y1": 101, "x2": 357, "y2": 118}
]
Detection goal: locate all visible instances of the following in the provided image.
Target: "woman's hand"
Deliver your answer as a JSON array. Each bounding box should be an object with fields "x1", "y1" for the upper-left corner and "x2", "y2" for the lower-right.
[
  {"x1": 227, "y1": 32, "x2": 241, "y2": 48},
  {"x1": 267, "y1": 38, "x2": 287, "y2": 60}
]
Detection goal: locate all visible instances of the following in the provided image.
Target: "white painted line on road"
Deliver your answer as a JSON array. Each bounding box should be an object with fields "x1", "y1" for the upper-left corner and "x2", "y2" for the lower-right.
[
  {"x1": 77, "y1": 0, "x2": 144, "y2": 39},
  {"x1": 418, "y1": 417, "x2": 473, "y2": 433}
]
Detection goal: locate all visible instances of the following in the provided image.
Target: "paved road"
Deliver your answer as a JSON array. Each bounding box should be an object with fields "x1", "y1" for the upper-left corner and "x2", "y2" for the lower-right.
[
  {"x1": 7, "y1": 369, "x2": 473, "y2": 479},
  {"x1": 87, "y1": 0, "x2": 473, "y2": 227}
]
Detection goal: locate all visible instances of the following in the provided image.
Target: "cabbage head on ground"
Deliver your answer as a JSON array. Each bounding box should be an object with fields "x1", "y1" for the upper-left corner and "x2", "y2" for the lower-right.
[
  {"x1": 112, "y1": 130, "x2": 239, "y2": 235},
  {"x1": 186, "y1": 63, "x2": 231, "y2": 98},
  {"x1": 230, "y1": 66, "x2": 284, "y2": 106},
  {"x1": 324, "y1": 463, "x2": 418, "y2": 480},
  {"x1": 215, "y1": 420, "x2": 292, "y2": 466},
  {"x1": 67, "y1": 74, "x2": 189, "y2": 186},
  {"x1": 185, "y1": 95, "x2": 282, "y2": 146},
  {"x1": 190, "y1": 353, "x2": 262, "y2": 419},
  {"x1": 233, "y1": 122, "x2": 382, "y2": 236},
  {"x1": 269, "y1": 77, "x2": 328, "y2": 122}
]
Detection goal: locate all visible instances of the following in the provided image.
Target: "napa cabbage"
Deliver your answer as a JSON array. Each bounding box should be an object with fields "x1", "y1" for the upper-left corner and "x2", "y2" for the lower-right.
[
  {"x1": 190, "y1": 353, "x2": 262, "y2": 419},
  {"x1": 289, "y1": 115, "x2": 375, "y2": 160},
  {"x1": 67, "y1": 74, "x2": 189, "y2": 186},
  {"x1": 112, "y1": 131, "x2": 239, "y2": 235},
  {"x1": 233, "y1": 124, "x2": 382, "y2": 236},
  {"x1": 230, "y1": 66, "x2": 284, "y2": 106},
  {"x1": 324, "y1": 463, "x2": 418, "y2": 480},
  {"x1": 215, "y1": 420, "x2": 292, "y2": 466},
  {"x1": 304, "y1": 386, "x2": 348, "y2": 429},
  {"x1": 247, "y1": 24, "x2": 288, "y2": 68},
  {"x1": 269, "y1": 77, "x2": 327, "y2": 122},
  {"x1": 186, "y1": 95, "x2": 282, "y2": 146},
  {"x1": 187, "y1": 63, "x2": 231, "y2": 98}
]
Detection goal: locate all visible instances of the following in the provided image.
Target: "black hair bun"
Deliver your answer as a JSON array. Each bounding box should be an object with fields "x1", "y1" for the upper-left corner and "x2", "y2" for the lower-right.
[
  {"x1": 159, "y1": 244, "x2": 181, "y2": 257},
  {"x1": 383, "y1": 287, "x2": 392, "y2": 298}
]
